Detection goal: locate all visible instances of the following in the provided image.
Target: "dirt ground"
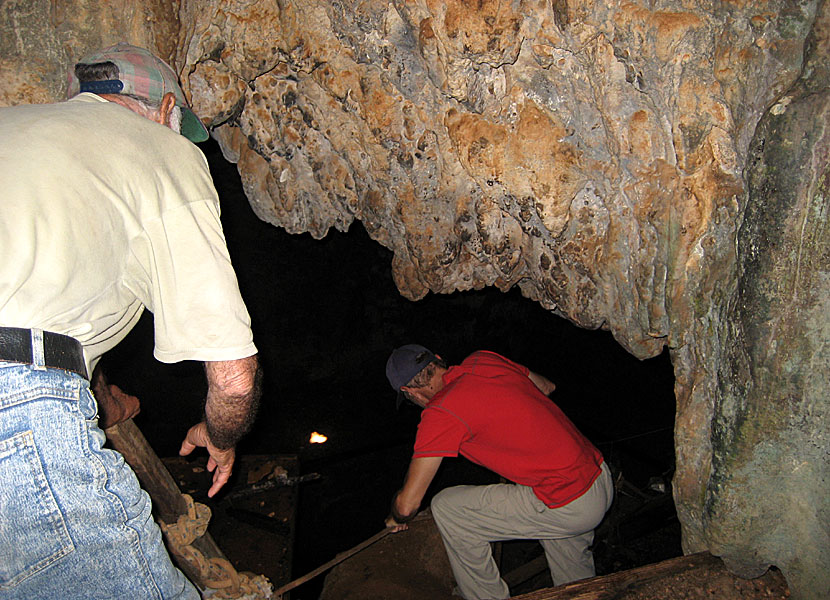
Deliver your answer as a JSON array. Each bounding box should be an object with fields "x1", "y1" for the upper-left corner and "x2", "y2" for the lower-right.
[
  {"x1": 319, "y1": 515, "x2": 456, "y2": 600},
  {"x1": 317, "y1": 514, "x2": 790, "y2": 600},
  {"x1": 160, "y1": 453, "x2": 789, "y2": 600}
]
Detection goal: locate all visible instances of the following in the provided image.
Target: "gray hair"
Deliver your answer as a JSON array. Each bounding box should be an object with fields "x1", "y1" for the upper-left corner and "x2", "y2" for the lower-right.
[
  {"x1": 123, "y1": 94, "x2": 182, "y2": 134},
  {"x1": 74, "y1": 61, "x2": 181, "y2": 133}
]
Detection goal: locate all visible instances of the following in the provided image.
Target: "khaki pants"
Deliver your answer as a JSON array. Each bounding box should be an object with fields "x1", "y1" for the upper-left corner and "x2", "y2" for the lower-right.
[{"x1": 430, "y1": 462, "x2": 614, "y2": 600}]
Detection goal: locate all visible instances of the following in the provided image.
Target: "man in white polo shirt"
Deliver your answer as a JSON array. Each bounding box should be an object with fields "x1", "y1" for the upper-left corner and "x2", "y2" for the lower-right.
[{"x1": 0, "y1": 43, "x2": 262, "y2": 599}]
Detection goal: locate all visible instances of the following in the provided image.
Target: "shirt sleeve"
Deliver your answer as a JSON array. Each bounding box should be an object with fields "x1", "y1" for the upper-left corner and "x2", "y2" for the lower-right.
[
  {"x1": 136, "y1": 199, "x2": 256, "y2": 363},
  {"x1": 413, "y1": 407, "x2": 470, "y2": 458}
]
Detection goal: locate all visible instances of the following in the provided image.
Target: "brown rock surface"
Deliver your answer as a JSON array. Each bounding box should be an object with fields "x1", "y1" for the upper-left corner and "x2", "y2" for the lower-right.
[{"x1": 1, "y1": 1, "x2": 827, "y2": 598}]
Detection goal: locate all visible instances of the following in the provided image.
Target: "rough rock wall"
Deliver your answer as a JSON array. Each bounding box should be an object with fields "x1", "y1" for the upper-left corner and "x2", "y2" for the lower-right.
[
  {"x1": 709, "y1": 5, "x2": 830, "y2": 596},
  {"x1": 1, "y1": 1, "x2": 827, "y2": 598},
  {"x1": 0, "y1": 0, "x2": 178, "y2": 105}
]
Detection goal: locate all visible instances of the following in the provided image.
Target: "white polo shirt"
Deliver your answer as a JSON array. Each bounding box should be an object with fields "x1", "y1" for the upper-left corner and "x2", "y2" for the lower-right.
[{"x1": 0, "y1": 93, "x2": 256, "y2": 374}]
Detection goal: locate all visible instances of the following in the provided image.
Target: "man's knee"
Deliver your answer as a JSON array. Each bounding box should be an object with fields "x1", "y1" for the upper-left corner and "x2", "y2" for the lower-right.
[
  {"x1": 430, "y1": 486, "x2": 451, "y2": 517},
  {"x1": 430, "y1": 485, "x2": 468, "y2": 522}
]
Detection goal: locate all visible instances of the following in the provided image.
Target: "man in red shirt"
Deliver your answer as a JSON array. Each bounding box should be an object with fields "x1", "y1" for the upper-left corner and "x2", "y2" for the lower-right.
[{"x1": 385, "y1": 344, "x2": 614, "y2": 599}]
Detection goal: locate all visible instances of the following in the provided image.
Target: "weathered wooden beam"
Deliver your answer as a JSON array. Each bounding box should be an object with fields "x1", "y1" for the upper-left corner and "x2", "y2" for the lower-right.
[
  {"x1": 509, "y1": 552, "x2": 785, "y2": 599},
  {"x1": 510, "y1": 553, "x2": 717, "y2": 599}
]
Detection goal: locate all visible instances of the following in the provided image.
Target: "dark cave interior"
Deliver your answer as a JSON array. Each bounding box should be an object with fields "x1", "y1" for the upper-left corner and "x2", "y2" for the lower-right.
[{"x1": 99, "y1": 139, "x2": 680, "y2": 598}]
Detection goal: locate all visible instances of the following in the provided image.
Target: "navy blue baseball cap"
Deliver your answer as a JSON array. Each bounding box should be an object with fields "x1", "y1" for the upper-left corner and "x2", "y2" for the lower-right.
[{"x1": 386, "y1": 344, "x2": 437, "y2": 407}]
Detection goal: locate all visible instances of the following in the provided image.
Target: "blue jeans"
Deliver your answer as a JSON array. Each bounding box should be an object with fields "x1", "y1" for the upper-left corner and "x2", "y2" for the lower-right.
[{"x1": 0, "y1": 363, "x2": 198, "y2": 599}]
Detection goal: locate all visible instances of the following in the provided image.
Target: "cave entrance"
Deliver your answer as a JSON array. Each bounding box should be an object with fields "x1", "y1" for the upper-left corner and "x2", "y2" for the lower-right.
[
  {"x1": 100, "y1": 140, "x2": 679, "y2": 598},
  {"x1": 207, "y1": 140, "x2": 682, "y2": 596}
]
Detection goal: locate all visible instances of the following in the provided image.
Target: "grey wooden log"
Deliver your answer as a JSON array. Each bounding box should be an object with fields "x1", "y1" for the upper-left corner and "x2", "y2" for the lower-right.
[{"x1": 510, "y1": 552, "x2": 722, "y2": 599}]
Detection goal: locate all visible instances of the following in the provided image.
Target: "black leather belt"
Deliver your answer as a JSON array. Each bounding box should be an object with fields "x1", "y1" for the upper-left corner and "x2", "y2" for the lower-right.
[{"x1": 0, "y1": 327, "x2": 88, "y2": 379}]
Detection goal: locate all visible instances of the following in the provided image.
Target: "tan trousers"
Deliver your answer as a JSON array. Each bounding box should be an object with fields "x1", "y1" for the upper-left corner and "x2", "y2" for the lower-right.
[{"x1": 430, "y1": 462, "x2": 614, "y2": 600}]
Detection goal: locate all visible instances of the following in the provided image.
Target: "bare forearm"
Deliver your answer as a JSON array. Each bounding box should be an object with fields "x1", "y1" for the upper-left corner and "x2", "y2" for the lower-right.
[
  {"x1": 388, "y1": 456, "x2": 443, "y2": 524},
  {"x1": 391, "y1": 490, "x2": 419, "y2": 522},
  {"x1": 204, "y1": 355, "x2": 262, "y2": 449}
]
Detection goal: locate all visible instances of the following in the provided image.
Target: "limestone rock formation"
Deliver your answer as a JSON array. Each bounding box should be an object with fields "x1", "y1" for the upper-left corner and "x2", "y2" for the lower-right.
[
  {"x1": 710, "y1": 11, "x2": 830, "y2": 591},
  {"x1": 1, "y1": 1, "x2": 827, "y2": 598}
]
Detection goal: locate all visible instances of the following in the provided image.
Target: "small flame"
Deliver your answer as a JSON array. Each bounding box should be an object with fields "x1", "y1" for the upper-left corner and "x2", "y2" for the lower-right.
[{"x1": 309, "y1": 431, "x2": 328, "y2": 444}]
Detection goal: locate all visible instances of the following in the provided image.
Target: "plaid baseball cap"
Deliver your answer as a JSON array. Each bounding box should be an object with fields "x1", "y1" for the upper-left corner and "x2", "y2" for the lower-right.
[
  {"x1": 386, "y1": 344, "x2": 437, "y2": 408},
  {"x1": 66, "y1": 42, "x2": 209, "y2": 143}
]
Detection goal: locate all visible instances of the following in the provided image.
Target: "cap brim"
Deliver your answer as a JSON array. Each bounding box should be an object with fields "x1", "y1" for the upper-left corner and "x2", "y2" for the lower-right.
[{"x1": 180, "y1": 106, "x2": 209, "y2": 143}]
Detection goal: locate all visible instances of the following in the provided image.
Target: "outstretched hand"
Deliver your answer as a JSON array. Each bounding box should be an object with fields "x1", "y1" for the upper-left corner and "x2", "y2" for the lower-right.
[{"x1": 179, "y1": 421, "x2": 235, "y2": 497}]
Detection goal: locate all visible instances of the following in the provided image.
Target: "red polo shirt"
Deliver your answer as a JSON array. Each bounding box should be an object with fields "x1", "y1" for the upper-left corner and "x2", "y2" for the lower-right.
[{"x1": 413, "y1": 351, "x2": 604, "y2": 508}]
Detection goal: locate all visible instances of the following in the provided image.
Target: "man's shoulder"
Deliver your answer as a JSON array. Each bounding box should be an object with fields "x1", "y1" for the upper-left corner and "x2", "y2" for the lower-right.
[
  {"x1": 430, "y1": 369, "x2": 485, "y2": 407},
  {"x1": 460, "y1": 350, "x2": 527, "y2": 374},
  {"x1": 462, "y1": 350, "x2": 505, "y2": 363},
  {"x1": 69, "y1": 93, "x2": 202, "y2": 155}
]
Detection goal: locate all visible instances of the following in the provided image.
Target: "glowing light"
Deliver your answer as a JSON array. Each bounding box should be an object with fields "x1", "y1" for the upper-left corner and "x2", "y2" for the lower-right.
[{"x1": 309, "y1": 431, "x2": 328, "y2": 444}]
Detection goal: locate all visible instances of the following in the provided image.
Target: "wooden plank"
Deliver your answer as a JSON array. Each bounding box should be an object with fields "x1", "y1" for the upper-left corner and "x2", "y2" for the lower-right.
[
  {"x1": 510, "y1": 552, "x2": 719, "y2": 599},
  {"x1": 105, "y1": 418, "x2": 229, "y2": 589}
]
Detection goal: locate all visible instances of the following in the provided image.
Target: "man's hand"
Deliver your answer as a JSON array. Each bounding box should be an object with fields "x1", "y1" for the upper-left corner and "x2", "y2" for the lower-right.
[
  {"x1": 179, "y1": 421, "x2": 235, "y2": 498},
  {"x1": 178, "y1": 356, "x2": 260, "y2": 499},
  {"x1": 97, "y1": 384, "x2": 141, "y2": 429},
  {"x1": 91, "y1": 368, "x2": 141, "y2": 429},
  {"x1": 203, "y1": 357, "x2": 261, "y2": 450},
  {"x1": 384, "y1": 456, "x2": 443, "y2": 534},
  {"x1": 385, "y1": 515, "x2": 409, "y2": 533}
]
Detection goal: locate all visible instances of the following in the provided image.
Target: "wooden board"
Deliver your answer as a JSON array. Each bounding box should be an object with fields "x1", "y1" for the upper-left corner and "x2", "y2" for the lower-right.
[{"x1": 510, "y1": 552, "x2": 789, "y2": 599}]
